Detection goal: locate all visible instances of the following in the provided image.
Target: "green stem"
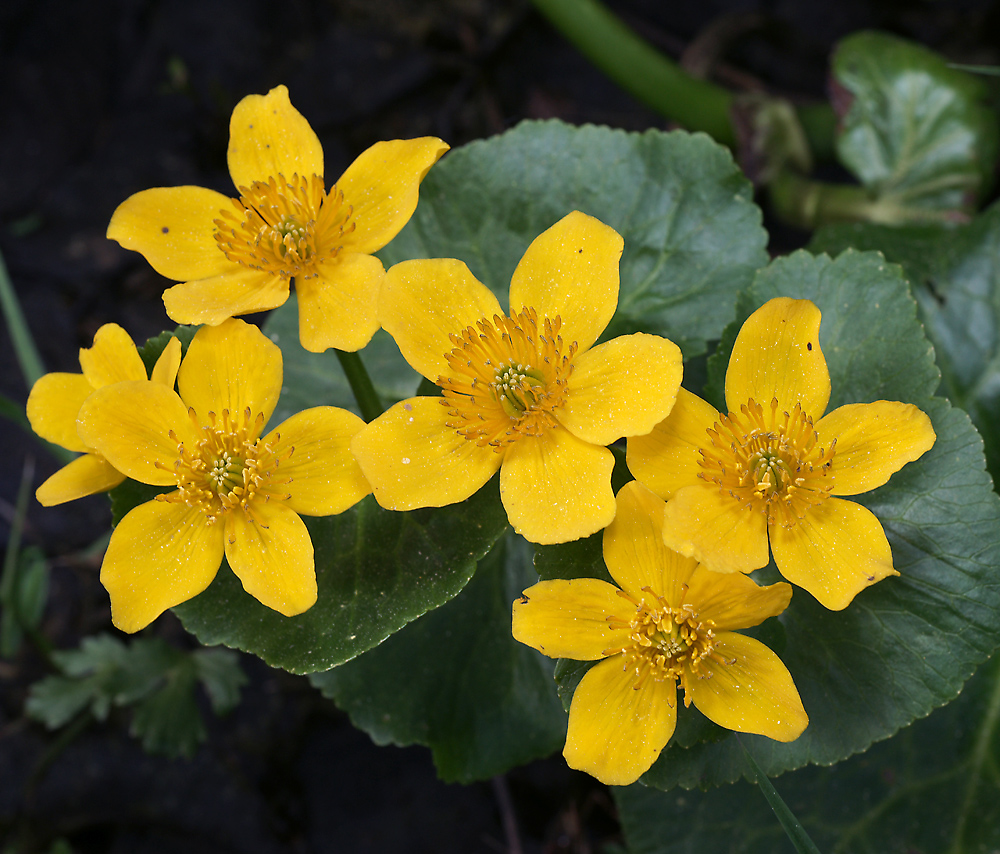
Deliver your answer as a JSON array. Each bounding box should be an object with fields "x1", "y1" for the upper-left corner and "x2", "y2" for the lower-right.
[
  {"x1": 768, "y1": 170, "x2": 963, "y2": 229},
  {"x1": 528, "y1": 0, "x2": 837, "y2": 159},
  {"x1": 738, "y1": 735, "x2": 823, "y2": 854},
  {"x1": 0, "y1": 246, "x2": 45, "y2": 388},
  {"x1": 335, "y1": 349, "x2": 384, "y2": 423}
]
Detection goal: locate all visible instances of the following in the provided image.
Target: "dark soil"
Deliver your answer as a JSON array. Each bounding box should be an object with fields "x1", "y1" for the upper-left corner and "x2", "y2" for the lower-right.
[{"x1": 3, "y1": 1, "x2": 998, "y2": 852}]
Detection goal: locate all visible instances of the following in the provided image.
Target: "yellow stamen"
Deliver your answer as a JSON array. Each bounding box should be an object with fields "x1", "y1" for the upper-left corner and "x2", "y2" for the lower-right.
[
  {"x1": 698, "y1": 397, "x2": 836, "y2": 527},
  {"x1": 604, "y1": 585, "x2": 717, "y2": 704},
  {"x1": 155, "y1": 406, "x2": 293, "y2": 524},
  {"x1": 213, "y1": 173, "x2": 355, "y2": 279},
  {"x1": 437, "y1": 307, "x2": 577, "y2": 451}
]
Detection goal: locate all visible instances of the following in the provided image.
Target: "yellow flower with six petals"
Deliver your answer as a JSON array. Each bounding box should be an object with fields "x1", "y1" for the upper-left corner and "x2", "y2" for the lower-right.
[
  {"x1": 512, "y1": 480, "x2": 807, "y2": 786},
  {"x1": 76, "y1": 318, "x2": 371, "y2": 632},
  {"x1": 107, "y1": 85, "x2": 448, "y2": 353},
  {"x1": 628, "y1": 297, "x2": 937, "y2": 610},
  {"x1": 27, "y1": 323, "x2": 180, "y2": 506},
  {"x1": 350, "y1": 211, "x2": 684, "y2": 544}
]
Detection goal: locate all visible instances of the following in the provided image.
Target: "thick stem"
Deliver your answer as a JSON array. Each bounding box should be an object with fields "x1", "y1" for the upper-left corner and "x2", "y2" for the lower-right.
[
  {"x1": 529, "y1": 0, "x2": 838, "y2": 160},
  {"x1": 335, "y1": 349, "x2": 384, "y2": 423}
]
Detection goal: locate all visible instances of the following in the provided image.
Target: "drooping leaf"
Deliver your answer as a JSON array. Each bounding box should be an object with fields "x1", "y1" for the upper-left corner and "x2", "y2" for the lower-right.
[
  {"x1": 812, "y1": 203, "x2": 1000, "y2": 480},
  {"x1": 379, "y1": 119, "x2": 769, "y2": 357},
  {"x1": 832, "y1": 31, "x2": 998, "y2": 221},
  {"x1": 173, "y1": 486, "x2": 509, "y2": 674},
  {"x1": 310, "y1": 532, "x2": 566, "y2": 783},
  {"x1": 615, "y1": 653, "x2": 1000, "y2": 854}
]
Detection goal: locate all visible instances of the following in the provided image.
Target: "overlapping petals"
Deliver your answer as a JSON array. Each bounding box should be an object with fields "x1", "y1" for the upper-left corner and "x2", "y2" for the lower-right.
[
  {"x1": 628, "y1": 297, "x2": 936, "y2": 609},
  {"x1": 108, "y1": 84, "x2": 448, "y2": 353},
  {"x1": 76, "y1": 318, "x2": 370, "y2": 632},
  {"x1": 26, "y1": 324, "x2": 180, "y2": 506},
  {"x1": 512, "y1": 481, "x2": 806, "y2": 785},
  {"x1": 352, "y1": 211, "x2": 683, "y2": 544}
]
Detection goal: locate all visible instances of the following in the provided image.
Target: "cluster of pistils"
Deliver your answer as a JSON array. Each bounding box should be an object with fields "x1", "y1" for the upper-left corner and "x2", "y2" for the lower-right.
[
  {"x1": 604, "y1": 586, "x2": 724, "y2": 701},
  {"x1": 213, "y1": 174, "x2": 354, "y2": 280},
  {"x1": 437, "y1": 307, "x2": 577, "y2": 451},
  {"x1": 156, "y1": 407, "x2": 294, "y2": 526},
  {"x1": 698, "y1": 396, "x2": 836, "y2": 526}
]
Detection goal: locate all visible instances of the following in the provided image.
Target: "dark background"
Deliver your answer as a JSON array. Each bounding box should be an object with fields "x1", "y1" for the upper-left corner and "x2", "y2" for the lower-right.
[{"x1": 3, "y1": 1, "x2": 999, "y2": 851}]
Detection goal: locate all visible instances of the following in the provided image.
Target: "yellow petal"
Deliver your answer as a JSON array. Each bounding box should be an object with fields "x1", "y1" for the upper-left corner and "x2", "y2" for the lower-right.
[
  {"x1": 177, "y1": 318, "x2": 283, "y2": 429},
  {"x1": 661, "y1": 484, "x2": 770, "y2": 574},
  {"x1": 336, "y1": 137, "x2": 450, "y2": 255},
  {"x1": 162, "y1": 267, "x2": 289, "y2": 326},
  {"x1": 508, "y1": 211, "x2": 623, "y2": 353},
  {"x1": 151, "y1": 336, "x2": 182, "y2": 388},
  {"x1": 77, "y1": 381, "x2": 196, "y2": 486},
  {"x1": 79, "y1": 323, "x2": 147, "y2": 388},
  {"x1": 380, "y1": 258, "x2": 503, "y2": 381},
  {"x1": 685, "y1": 568, "x2": 791, "y2": 631},
  {"x1": 500, "y1": 427, "x2": 615, "y2": 545},
  {"x1": 227, "y1": 85, "x2": 324, "y2": 191},
  {"x1": 224, "y1": 501, "x2": 317, "y2": 617},
  {"x1": 512, "y1": 578, "x2": 634, "y2": 659},
  {"x1": 101, "y1": 500, "x2": 224, "y2": 633},
  {"x1": 687, "y1": 632, "x2": 808, "y2": 742},
  {"x1": 107, "y1": 185, "x2": 236, "y2": 281},
  {"x1": 564, "y1": 655, "x2": 677, "y2": 786},
  {"x1": 264, "y1": 406, "x2": 371, "y2": 516},
  {"x1": 296, "y1": 252, "x2": 384, "y2": 353},
  {"x1": 817, "y1": 401, "x2": 936, "y2": 496},
  {"x1": 559, "y1": 333, "x2": 682, "y2": 446},
  {"x1": 725, "y1": 297, "x2": 830, "y2": 419},
  {"x1": 603, "y1": 481, "x2": 698, "y2": 606},
  {"x1": 35, "y1": 454, "x2": 126, "y2": 507},
  {"x1": 626, "y1": 387, "x2": 720, "y2": 500},
  {"x1": 350, "y1": 397, "x2": 501, "y2": 510},
  {"x1": 769, "y1": 497, "x2": 897, "y2": 610},
  {"x1": 26, "y1": 372, "x2": 93, "y2": 452}
]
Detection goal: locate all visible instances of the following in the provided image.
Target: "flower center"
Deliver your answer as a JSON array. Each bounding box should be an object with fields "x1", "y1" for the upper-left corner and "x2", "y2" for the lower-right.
[
  {"x1": 156, "y1": 407, "x2": 292, "y2": 525},
  {"x1": 605, "y1": 586, "x2": 723, "y2": 701},
  {"x1": 437, "y1": 307, "x2": 577, "y2": 451},
  {"x1": 214, "y1": 173, "x2": 355, "y2": 280},
  {"x1": 698, "y1": 397, "x2": 836, "y2": 526}
]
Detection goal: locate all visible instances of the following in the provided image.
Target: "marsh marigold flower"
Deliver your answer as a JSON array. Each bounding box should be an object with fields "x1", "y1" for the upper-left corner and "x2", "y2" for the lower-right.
[
  {"x1": 628, "y1": 297, "x2": 936, "y2": 610},
  {"x1": 512, "y1": 480, "x2": 807, "y2": 786},
  {"x1": 27, "y1": 323, "x2": 181, "y2": 506},
  {"x1": 76, "y1": 318, "x2": 371, "y2": 632},
  {"x1": 350, "y1": 211, "x2": 683, "y2": 544},
  {"x1": 107, "y1": 85, "x2": 448, "y2": 353}
]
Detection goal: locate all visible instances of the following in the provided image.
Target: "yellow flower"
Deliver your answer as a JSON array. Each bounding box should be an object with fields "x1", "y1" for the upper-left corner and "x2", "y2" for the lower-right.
[
  {"x1": 107, "y1": 85, "x2": 448, "y2": 353},
  {"x1": 513, "y1": 480, "x2": 807, "y2": 786},
  {"x1": 76, "y1": 318, "x2": 371, "y2": 632},
  {"x1": 27, "y1": 324, "x2": 181, "y2": 506},
  {"x1": 628, "y1": 297, "x2": 937, "y2": 610},
  {"x1": 349, "y1": 211, "x2": 684, "y2": 544}
]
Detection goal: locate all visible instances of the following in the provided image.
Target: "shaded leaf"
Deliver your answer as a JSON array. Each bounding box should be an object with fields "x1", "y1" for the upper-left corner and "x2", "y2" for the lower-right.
[{"x1": 311, "y1": 532, "x2": 566, "y2": 783}]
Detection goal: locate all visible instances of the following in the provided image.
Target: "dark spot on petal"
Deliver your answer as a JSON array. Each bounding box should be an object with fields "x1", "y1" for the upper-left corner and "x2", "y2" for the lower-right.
[
  {"x1": 578, "y1": 248, "x2": 583, "y2": 253},
  {"x1": 807, "y1": 342, "x2": 812, "y2": 350},
  {"x1": 162, "y1": 226, "x2": 169, "y2": 233}
]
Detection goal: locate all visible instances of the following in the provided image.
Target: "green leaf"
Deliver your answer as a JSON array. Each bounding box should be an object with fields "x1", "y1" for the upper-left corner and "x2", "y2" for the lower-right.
[
  {"x1": 262, "y1": 301, "x2": 420, "y2": 425},
  {"x1": 129, "y1": 657, "x2": 205, "y2": 758},
  {"x1": 554, "y1": 250, "x2": 1000, "y2": 789},
  {"x1": 136, "y1": 324, "x2": 198, "y2": 376},
  {"x1": 832, "y1": 31, "x2": 999, "y2": 221},
  {"x1": 811, "y1": 204, "x2": 1000, "y2": 481},
  {"x1": 310, "y1": 531, "x2": 566, "y2": 782},
  {"x1": 379, "y1": 119, "x2": 769, "y2": 358},
  {"x1": 614, "y1": 653, "x2": 1000, "y2": 854},
  {"x1": 193, "y1": 647, "x2": 246, "y2": 715},
  {"x1": 173, "y1": 485, "x2": 508, "y2": 674}
]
